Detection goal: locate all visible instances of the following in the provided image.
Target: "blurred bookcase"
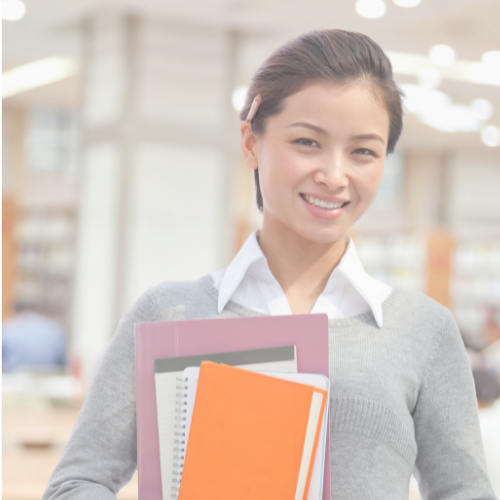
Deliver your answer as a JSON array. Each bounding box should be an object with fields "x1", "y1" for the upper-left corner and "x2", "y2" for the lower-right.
[
  {"x1": 450, "y1": 238, "x2": 500, "y2": 343},
  {"x1": 353, "y1": 230, "x2": 500, "y2": 343},
  {"x1": 353, "y1": 232, "x2": 428, "y2": 294},
  {"x1": 3, "y1": 198, "x2": 18, "y2": 320},
  {"x1": 13, "y1": 208, "x2": 76, "y2": 330}
]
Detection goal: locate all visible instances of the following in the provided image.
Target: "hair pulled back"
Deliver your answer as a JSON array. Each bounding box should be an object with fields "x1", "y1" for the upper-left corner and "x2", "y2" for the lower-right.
[{"x1": 240, "y1": 29, "x2": 404, "y2": 211}]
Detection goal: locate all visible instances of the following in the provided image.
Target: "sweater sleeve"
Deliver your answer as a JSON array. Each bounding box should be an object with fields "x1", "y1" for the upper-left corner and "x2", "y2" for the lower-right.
[
  {"x1": 42, "y1": 290, "x2": 161, "y2": 500},
  {"x1": 413, "y1": 308, "x2": 497, "y2": 500}
]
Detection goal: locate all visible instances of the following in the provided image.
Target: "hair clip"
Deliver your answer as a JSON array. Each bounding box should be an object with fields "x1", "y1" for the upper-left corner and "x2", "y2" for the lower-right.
[{"x1": 246, "y1": 94, "x2": 261, "y2": 122}]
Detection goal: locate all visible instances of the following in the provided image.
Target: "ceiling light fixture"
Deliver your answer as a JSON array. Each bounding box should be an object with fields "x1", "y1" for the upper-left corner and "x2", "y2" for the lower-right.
[
  {"x1": 416, "y1": 67, "x2": 442, "y2": 88},
  {"x1": 471, "y1": 99, "x2": 494, "y2": 121},
  {"x1": 355, "y1": 0, "x2": 387, "y2": 19},
  {"x1": 470, "y1": 62, "x2": 500, "y2": 86},
  {"x1": 2, "y1": 0, "x2": 26, "y2": 20},
  {"x1": 400, "y1": 84, "x2": 482, "y2": 133},
  {"x1": 232, "y1": 86, "x2": 248, "y2": 112},
  {"x1": 392, "y1": 0, "x2": 421, "y2": 7},
  {"x1": 481, "y1": 125, "x2": 500, "y2": 147},
  {"x1": 429, "y1": 45, "x2": 456, "y2": 67},
  {"x1": 481, "y1": 51, "x2": 500, "y2": 67},
  {"x1": 386, "y1": 51, "x2": 500, "y2": 87},
  {"x1": 2, "y1": 57, "x2": 80, "y2": 98}
]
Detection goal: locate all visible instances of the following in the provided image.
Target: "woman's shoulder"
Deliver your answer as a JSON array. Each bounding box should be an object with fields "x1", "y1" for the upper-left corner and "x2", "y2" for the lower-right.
[
  {"x1": 386, "y1": 286, "x2": 453, "y2": 313},
  {"x1": 383, "y1": 287, "x2": 459, "y2": 338},
  {"x1": 129, "y1": 274, "x2": 218, "y2": 322},
  {"x1": 382, "y1": 289, "x2": 466, "y2": 382}
]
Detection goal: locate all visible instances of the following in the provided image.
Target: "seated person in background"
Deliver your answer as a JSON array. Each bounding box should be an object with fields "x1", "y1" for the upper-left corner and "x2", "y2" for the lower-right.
[{"x1": 2, "y1": 302, "x2": 67, "y2": 373}]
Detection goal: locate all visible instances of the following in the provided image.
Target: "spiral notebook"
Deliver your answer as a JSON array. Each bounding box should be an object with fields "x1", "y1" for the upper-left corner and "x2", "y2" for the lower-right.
[
  {"x1": 174, "y1": 366, "x2": 330, "y2": 500},
  {"x1": 154, "y1": 346, "x2": 298, "y2": 500}
]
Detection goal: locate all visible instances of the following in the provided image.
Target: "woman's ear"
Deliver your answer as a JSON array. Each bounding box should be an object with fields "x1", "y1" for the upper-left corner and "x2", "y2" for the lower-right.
[{"x1": 240, "y1": 121, "x2": 259, "y2": 171}]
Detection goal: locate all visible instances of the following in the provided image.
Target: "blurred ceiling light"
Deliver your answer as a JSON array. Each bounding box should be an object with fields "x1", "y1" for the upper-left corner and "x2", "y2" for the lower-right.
[
  {"x1": 429, "y1": 45, "x2": 456, "y2": 66},
  {"x1": 481, "y1": 51, "x2": 500, "y2": 67},
  {"x1": 469, "y1": 62, "x2": 500, "y2": 86},
  {"x1": 480, "y1": 125, "x2": 500, "y2": 147},
  {"x1": 417, "y1": 67, "x2": 442, "y2": 88},
  {"x1": 392, "y1": 0, "x2": 421, "y2": 6},
  {"x1": 475, "y1": 52, "x2": 500, "y2": 86},
  {"x1": 232, "y1": 85, "x2": 248, "y2": 112},
  {"x1": 400, "y1": 83, "x2": 482, "y2": 133},
  {"x1": 418, "y1": 103, "x2": 479, "y2": 133},
  {"x1": 471, "y1": 99, "x2": 494, "y2": 120},
  {"x1": 401, "y1": 84, "x2": 449, "y2": 114},
  {"x1": 386, "y1": 51, "x2": 500, "y2": 87},
  {"x1": 2, "y1": 0, "x2": 26, "y2": 20},
  {"x1": 2, "y1": 57, "x2": 80, "y2": 98},
  {"x1": 355, "y1": 0, "x2": 387, "y2": 19}
]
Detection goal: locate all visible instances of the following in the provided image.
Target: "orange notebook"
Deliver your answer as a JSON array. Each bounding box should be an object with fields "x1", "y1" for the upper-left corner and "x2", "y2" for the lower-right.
[{"x1": 178, "y1": 362, "x2": 328, "y2": 500}]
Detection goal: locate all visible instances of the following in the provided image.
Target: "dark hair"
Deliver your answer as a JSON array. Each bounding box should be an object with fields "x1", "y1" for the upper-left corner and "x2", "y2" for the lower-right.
[{"x1": 240, "y1": 29, "x2": 405, "y2": 211}]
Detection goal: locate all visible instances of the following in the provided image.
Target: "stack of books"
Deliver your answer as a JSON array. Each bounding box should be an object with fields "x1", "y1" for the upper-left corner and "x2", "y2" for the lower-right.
[{"x1": 135, "y1": 314, "x2": 330, "y2": 500}]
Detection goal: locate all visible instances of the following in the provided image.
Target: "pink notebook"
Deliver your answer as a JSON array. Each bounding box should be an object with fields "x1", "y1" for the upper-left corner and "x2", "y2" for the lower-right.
[{"x1": 135, "y1": 313, "x2": 330, "y2": 500}]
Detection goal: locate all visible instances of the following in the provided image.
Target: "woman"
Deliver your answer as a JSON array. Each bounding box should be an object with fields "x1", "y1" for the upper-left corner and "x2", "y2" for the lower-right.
[{"x1": 43, "y1": 30, "x2": 496, "y2": 499}]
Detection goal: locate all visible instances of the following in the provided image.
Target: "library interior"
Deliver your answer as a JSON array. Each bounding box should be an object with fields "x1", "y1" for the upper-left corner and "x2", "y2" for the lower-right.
[{"x1": 2, "y1": 0, "x2": 500, "y2": 498}]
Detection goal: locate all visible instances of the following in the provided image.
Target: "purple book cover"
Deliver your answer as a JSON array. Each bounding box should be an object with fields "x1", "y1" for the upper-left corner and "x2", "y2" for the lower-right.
[{"x1": 135, "y1": 313, "x2": 330, "y2": 500}]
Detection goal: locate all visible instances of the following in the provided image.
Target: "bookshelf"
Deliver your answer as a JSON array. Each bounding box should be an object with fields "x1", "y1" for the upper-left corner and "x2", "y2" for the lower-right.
[
  {"x1": 353, "y1": 232, "x2": 428, "y2": 293},
  {"x1": 354, "y1": 230, "x2": 500, "y2": 343},
  {"x1": 13, "y1": 208, "x2": 76, "y2": 330},
  {"x1": 451, "y1": 238, "x2": 500, "y2": 343}
]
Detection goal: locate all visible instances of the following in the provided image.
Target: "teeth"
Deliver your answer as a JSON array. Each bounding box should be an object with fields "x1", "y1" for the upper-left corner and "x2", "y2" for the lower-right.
[{"x1": 304, "y1": 195, "x2": 344, "y2": 210}]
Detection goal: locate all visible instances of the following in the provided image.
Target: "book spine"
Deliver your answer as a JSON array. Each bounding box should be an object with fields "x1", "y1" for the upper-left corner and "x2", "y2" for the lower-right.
[{"x1": 171, "y1": 376, "x2": 188, "y2": 498}]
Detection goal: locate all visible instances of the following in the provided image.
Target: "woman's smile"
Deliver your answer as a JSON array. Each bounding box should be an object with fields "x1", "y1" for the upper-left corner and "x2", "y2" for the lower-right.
[{"x1": 299, "y1": 193, "x2": 350, "y2": 221}]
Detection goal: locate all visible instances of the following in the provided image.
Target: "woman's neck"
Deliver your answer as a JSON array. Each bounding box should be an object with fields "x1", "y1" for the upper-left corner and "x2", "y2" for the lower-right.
[{"x1": 258, "y1": 218, "x2": 347, "y2": 314}]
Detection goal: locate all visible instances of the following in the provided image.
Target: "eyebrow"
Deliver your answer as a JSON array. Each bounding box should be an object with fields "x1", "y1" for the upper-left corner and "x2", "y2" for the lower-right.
[
  {"x1": 354, "y1": 134, "x2": 386, "y2": 145},
  {"x1": 286, "y1": 122, "x2": 328, "y2": 135}
]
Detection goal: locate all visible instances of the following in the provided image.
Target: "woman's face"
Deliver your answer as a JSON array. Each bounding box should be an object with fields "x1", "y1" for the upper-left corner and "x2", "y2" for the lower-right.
[{"x1": 242, "y1": 82, "x2": 390, "y2": 245}]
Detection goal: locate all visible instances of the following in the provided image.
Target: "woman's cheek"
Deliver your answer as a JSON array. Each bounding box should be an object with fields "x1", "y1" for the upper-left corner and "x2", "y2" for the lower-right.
[
  {"x1": 354, "y1": 166, "x2": 384, "y2": 206},
  {"x1": 270, "y1": 153, "x2": 302, "y2": 194},
  {"x1": 259, "y1": 157, "x2": 290, "y2": 213},
  {"x1": 367, "y1": 163, "x2": 384, "y2": 192}
]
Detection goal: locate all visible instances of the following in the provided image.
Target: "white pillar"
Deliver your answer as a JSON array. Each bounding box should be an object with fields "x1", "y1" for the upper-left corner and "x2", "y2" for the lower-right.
[{"x1": 72, "y1": 12, "x2": 239, "y2": 379}]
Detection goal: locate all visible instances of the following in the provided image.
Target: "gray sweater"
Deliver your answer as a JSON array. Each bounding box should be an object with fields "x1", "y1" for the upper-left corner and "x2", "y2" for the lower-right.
[{"x1": 43, "y1": 275, "x2": 496, "y2": 500}]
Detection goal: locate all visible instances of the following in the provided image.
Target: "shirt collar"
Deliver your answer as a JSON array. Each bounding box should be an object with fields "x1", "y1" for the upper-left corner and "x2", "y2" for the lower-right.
[
  {"x1": 218, "y1": 231, "x2": 387, "y2": 327},
  {"x1": 217, "y1": 231, "x2": 267, "y2": 314},
  {"x1": 332, "y1": 236, "x2": 386, "y2": 328}
]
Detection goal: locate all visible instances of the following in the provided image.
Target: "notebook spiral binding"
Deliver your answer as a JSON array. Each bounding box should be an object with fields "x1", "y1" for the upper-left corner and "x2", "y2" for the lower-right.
[{"x1": 171, "y1": 376, "x2": 188, "y2": 499}]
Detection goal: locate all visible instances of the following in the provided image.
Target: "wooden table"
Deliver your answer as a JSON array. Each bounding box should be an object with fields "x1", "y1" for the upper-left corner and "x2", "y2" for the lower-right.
[
  {"x1": 3, "y1": 448, "x2": 138, "y2": 500},
  {"x1": 2, "y1": 403, "x2": 138, "y2": 500}
]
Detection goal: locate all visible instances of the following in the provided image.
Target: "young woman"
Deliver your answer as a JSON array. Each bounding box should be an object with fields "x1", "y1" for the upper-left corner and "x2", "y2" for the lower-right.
[{"x1": 43, "y1": 30, "x2": 496, "y2": 500}]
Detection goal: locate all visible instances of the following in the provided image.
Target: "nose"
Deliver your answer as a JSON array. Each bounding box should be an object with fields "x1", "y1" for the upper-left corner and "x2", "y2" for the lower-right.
[{"x1": 312, "y1": 151, "x2": 349, "y2": 192}]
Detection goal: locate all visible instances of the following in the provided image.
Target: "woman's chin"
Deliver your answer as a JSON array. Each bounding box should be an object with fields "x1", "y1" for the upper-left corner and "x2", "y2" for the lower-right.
[
  {"x1": 290, "y1": 223, "x2": 349, "y2": 246},
  {"x1": 262, "y1": 209, "x2": 350, "y2": 246}
]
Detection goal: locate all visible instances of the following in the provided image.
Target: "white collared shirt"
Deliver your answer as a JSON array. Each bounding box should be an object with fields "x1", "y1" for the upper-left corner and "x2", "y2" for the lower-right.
[{"x1": 211, "y1": 232, "x2": 391, "y2": 328}]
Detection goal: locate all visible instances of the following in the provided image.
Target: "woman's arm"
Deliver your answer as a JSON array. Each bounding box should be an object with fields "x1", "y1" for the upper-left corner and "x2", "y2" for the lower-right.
[
  {"x1": 413, "y1": 309, "x2": 497, "y2": 500},
  {"x1": 42, "y1": 290, "x2": 161, "y2": 500}
]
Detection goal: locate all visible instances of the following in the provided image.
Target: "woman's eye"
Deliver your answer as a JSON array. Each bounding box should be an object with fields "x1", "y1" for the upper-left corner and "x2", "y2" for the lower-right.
[
  {"x1": 293, "y1": 138, "x2": 320, "y2": 148},
  {"x1": 353, "y1": 148, "x2": 377, "y2": 157}
]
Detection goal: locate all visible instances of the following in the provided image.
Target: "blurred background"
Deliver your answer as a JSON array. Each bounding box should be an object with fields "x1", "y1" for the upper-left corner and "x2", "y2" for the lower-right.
[{"x1": 2, "y1": 0, "x2": 500, "y2": 498}]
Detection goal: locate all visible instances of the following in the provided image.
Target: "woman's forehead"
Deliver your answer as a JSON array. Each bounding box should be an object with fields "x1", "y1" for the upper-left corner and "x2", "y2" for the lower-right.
[{"x1": 272, "y1": 82, "x2": 390, "y2": 136}]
